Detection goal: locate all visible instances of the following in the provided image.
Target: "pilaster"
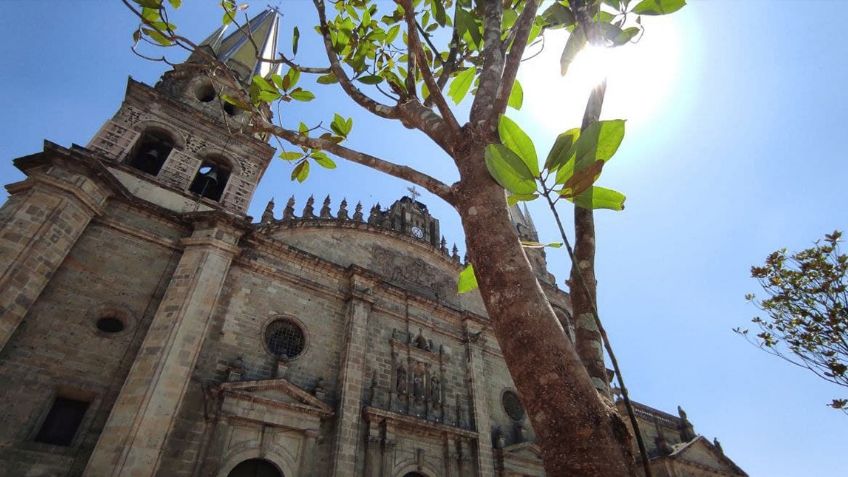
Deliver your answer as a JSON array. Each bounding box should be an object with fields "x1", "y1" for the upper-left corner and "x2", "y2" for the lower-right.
[
  {"x1": 0, "y1": 160, "x2": 111, "y2": 351},
  {"x1": 463, "y1": 318, "x2": 495, "y2": 476},
  {"x1": 330, "y1": 270, "x2": 375, "y2": 476},
  {"x1": 83, "y1": 213, "x2": 244, "y2": 477}
]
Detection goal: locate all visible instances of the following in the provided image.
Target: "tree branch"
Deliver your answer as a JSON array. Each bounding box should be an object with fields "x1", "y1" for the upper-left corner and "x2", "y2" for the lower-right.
[
  {"x1": 262, "y1": 123, "x2": 454, "y2": 204},
  {"x1": 313, "y1": 0, "x2": 400, "y2": 119},
  {"x1": 469, "y1": 0, "x2": 504, "y2": 130},
  {"x1": 491, "y1": 0, "x2": 541, "y2": 120},
  {"x1": 402, "y1": 0, "x2": 462, "y2": 133}
]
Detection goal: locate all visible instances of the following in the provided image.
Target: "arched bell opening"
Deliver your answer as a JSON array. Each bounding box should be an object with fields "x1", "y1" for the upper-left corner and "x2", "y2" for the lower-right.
[
  {"x1": 226, "y1": 458, "x2": 283, "y2": 477},
  {"x1": 128, "y1": 129, "x2": 174, "y2": 175},
  {"x1": 189, "y1": 155, "x2": 231, "y2": 201}
]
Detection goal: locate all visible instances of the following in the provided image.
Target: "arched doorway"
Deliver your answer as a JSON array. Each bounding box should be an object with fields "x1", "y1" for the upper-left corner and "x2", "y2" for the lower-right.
[{"x1": 226, "y1": 458, "x2": 283, "y2": 477}]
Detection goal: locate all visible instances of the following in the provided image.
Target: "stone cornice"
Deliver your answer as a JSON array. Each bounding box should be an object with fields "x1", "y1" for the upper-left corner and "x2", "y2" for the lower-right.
[{"x1": 363, "y1": 406, "x2": 477, "y2": 439}]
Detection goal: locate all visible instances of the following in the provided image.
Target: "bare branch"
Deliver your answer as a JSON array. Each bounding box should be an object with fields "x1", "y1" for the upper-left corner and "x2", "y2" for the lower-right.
[
  {"x1": 313, "y1": 0, "x2": 400, "y2": 119},
  {"x1": 402, "y1": 0, "x2": 462, "y2": 133},
  {"x1": 491, "y1": 0, "x2": 541, "y2": 119},
  {"x1": 261, "y1": 123, "x2": 454, "y2": 204}
]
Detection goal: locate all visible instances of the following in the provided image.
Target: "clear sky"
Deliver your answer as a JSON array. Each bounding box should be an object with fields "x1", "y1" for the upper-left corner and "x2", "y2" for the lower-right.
[{"x1": 1, "y1": 1, "x2": 846, "y2": 475}]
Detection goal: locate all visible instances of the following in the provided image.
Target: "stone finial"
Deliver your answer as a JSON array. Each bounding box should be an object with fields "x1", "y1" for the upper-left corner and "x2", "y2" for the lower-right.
[
  {"x1": 319, "y1": 195, "x2": 333, "y2": 218},
  {"x1": 337, "y1": 198, "x2": 349, "y2": 220},
  {"x1": 368, "y1": 203, "x2": 381, "y2": 225},
  {"x1": 463, "y1": 253, "x2": 469, "y2": 265},
  {"x1": 677, "y1": 405, "x2": 696, "y2": 442},
  {"x1": 515, "y1": 422, "x2": 528, "y2": 443},
  {"x1": 302, "y1": 195, "x2": 316, "y2": 218},
  {"x1": 440, "y1": 236, "x2": 448, "y2": 254},
  {"x1": 713, "y1": 437, "x2": 723, "y2": 454},
  {"x1": 275, "y1": 359, "x2": 289, "y2": 378},
  {"x1": 353, "y1": 202, "x2": 364, "y2": 221},
  {"x1": 261, "y1": 198, "x2": 275, "y2": 224},
  {"x1": 451, "y1": 244, "x2": 460, "y2": 263},
  {"x1": 414, "y1": 328, "x2": 429, "y2": 350},
  {"x1": 283, "y1": 196, "x2": 296, "y2": 220}
]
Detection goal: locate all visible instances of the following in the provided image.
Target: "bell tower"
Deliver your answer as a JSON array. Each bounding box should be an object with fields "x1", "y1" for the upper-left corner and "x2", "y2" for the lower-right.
[
  {"x1": 85, "y1": 9, "x2": 280, "y2": 216},
  {"x1": 509, "y1": 203, "x2": 555, "y2": 285}
]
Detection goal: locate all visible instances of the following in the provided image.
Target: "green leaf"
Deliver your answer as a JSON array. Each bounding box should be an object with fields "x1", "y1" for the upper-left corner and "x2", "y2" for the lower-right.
[
  {"x1": 507, "y1": 79, "x2": 523, "y2": 110},
  {"x1": 317, "y1": 72, "x2": 339, "y2": 84},
  {"x1": 386, "y1": 24, "x2": 401, "y2": 44},
  {"x1": 133, "y1": 0, "x2": 162, "y2": 8},
  {"x1": 290, "y1": 89, "x2": 316, "y2": 102},
  {"x1": 220, "y1": 94, "x2": 250, "y2": 111},
  {"x1": 280, "y1": 151, "x2": 303, "y2": 161},
  {"x1": 258, "y1": 90, "x2": 281, "y2": 102},
  {"x1": 520, "y1": 241, "x2": 563, "y2": 249},
  {"x1": 542, "y1": 2, "x2": 575, "y2": 29},
  {"x1": 632, "y1": 0, "x2": 686, "y2": 15},
  {"x1": 292, "y1": 26, "x2": 300, "y2": 55},
  {"x1": 507, "y1": 193, "x2": 538, "y2": 206},
  {"x1": 574, "y1": 119, "x2": 626, "y2": 163},
  {"x1": 291, "y1": 160, "x2": 310, "y2": 183},
  {"x1": 167, "y1": 0, "x2": 181, "y2": 7},
  {"x1": 357, "y1": 74, "x2": 384, "y2": 84},
  {"x1": 545, "y1": 128, "x2": 581, "y2": 171},
  {"x1": 457, "y1": 263, "x2": 478, "y2": 294},
  {"x1": 448, "y1": 67, "x2": 477, "y2": 105},
  {"x1": 498, "y1": 116, "x2": 539, "y2": 177},
  {"x1": 456, "y1": 8, "x2": 482, "y2": 48},
  {"x1": 311, "y1": 151, "x2": 337, "y2": 169},
  {"x1": 331, "y1": 113, "x2": 353, "y2": 137},
  {"x1": 613, "y1": 26, "x2": 641, "y2": 46},
  {"x1": 142, "y1": 28, "x2": 172, "y2": 46},
  {"x1": 560, "y1": 27, "x2": 586, "y2": 76},
  {"x1": 252, "y1": 75, "x2": 276, "y2": 93},
  {"x1": 568, "y1": 186, "x2": 626, "y2": 211},
  {"x1": 484, "y1": 144, "x2": 537, "y2": 195}
]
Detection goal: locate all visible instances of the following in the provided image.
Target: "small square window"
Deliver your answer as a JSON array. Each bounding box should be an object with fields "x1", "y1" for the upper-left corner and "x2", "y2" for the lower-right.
[{"x1": 34, "y1": 396, "x2": 90, "y2": 446}]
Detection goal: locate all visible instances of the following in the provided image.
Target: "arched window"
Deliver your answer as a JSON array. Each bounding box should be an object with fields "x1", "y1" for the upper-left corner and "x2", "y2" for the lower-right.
[
  {"x1": 189, "y1": 156, "x2": 230, "y2": 201},
  {"x1": 227, "y1": 459, "x2": 282, "y2": 477},
  {"x1": 128, "y1": 129, "x2": 173, "y2": 175}
]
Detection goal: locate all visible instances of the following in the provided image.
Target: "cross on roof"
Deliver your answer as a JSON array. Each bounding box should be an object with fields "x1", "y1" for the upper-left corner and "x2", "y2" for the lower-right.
[{"x1": 407, "y1": 186, "x2": 421, "y2": 202}]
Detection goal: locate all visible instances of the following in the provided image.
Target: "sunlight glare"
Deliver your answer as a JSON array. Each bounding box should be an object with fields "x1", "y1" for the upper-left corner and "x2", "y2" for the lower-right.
[{"x1": 518, "y1": 18, "x2": 683, "y2": 136}]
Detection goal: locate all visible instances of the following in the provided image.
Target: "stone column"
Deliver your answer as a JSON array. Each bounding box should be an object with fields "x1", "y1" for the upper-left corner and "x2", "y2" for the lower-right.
[
  {"x1": 463, "y1": 318, "x2": 495, "y2": 476},
  {"x1": 329, "y1": 271, "x2": 374, "y2": 476},
  {"x1": 0, "y1": 159, "x2": 111, "y2": 351},
  {"x1": 83, "y1": 214, "x2": 244, "y2": 477}
]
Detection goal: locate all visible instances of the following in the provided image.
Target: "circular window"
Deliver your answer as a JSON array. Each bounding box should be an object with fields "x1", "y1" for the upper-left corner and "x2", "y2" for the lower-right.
[
  {"x1": 96, "y1": 317, "x2": 125, "y2": 333},
  {"x1": 264, "y1": 319, "x2": 305, "y2": 359},
  {"x1": 195, "y1": 83, "x2": 216, "y2": 102},
  {"x1": 502, "y1": 390, "x2": 525, "y2": 421}
]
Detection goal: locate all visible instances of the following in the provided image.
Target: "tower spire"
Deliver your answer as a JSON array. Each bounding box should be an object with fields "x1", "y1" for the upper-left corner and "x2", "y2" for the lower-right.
[{"x1": 192, "y1": 8, "x2": 281, "y2": 82}]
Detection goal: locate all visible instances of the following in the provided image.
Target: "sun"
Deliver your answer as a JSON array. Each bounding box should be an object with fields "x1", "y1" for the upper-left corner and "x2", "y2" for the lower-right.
[{"x1": 518, "y1": 17, "x2": 683, "y2": 136}]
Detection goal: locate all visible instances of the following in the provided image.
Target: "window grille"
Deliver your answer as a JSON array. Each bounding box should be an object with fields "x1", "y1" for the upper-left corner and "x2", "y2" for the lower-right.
[{"x1": 265, "y1": 319, "x2": 305, "y2": 359}]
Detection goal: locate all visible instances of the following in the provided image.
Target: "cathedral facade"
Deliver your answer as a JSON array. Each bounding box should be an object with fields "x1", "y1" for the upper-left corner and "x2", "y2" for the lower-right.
[{"x1": 0, "y1": 10, "x2": 745, "y2": 477}]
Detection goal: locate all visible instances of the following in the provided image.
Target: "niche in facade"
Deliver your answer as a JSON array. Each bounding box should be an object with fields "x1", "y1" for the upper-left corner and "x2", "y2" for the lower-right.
[
  {"x1": 189, "y1": 157, "x2": 230, "y2": 201},
  {"x1": 128, "y1": 129, "x2": 174, "y2": 176}
]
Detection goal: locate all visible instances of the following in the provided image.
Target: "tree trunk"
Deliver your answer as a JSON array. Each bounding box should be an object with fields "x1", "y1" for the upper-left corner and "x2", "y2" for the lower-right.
[
  {"x1": 571, "y1": 82, "x2": 610, "y2": 396},
  {"x1": 454, "y1": 134, "x2": 634, "y2": 476}
]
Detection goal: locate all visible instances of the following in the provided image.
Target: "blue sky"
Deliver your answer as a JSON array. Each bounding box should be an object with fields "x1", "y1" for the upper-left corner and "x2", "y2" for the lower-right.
[{"x1": 1, "y1": 1, "x2": 846, "y2": 475}]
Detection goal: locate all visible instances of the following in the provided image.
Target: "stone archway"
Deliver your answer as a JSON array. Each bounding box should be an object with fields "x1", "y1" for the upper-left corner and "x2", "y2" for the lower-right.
[
  {"x1": 403, "y1": 473, "x2": 427, "y2": 477},
  {"x1": 226, "y1": 458, "x2": 283, "y2": 477}
]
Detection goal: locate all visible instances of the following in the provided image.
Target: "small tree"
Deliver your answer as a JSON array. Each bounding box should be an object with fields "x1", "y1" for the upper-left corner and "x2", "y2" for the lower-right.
[
  {"x1": 737, "y1": 231, "x2": 848, "y2": 413},
  {"x1": 125, "y1": 0, "x2": 685, "y2": 473}
]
